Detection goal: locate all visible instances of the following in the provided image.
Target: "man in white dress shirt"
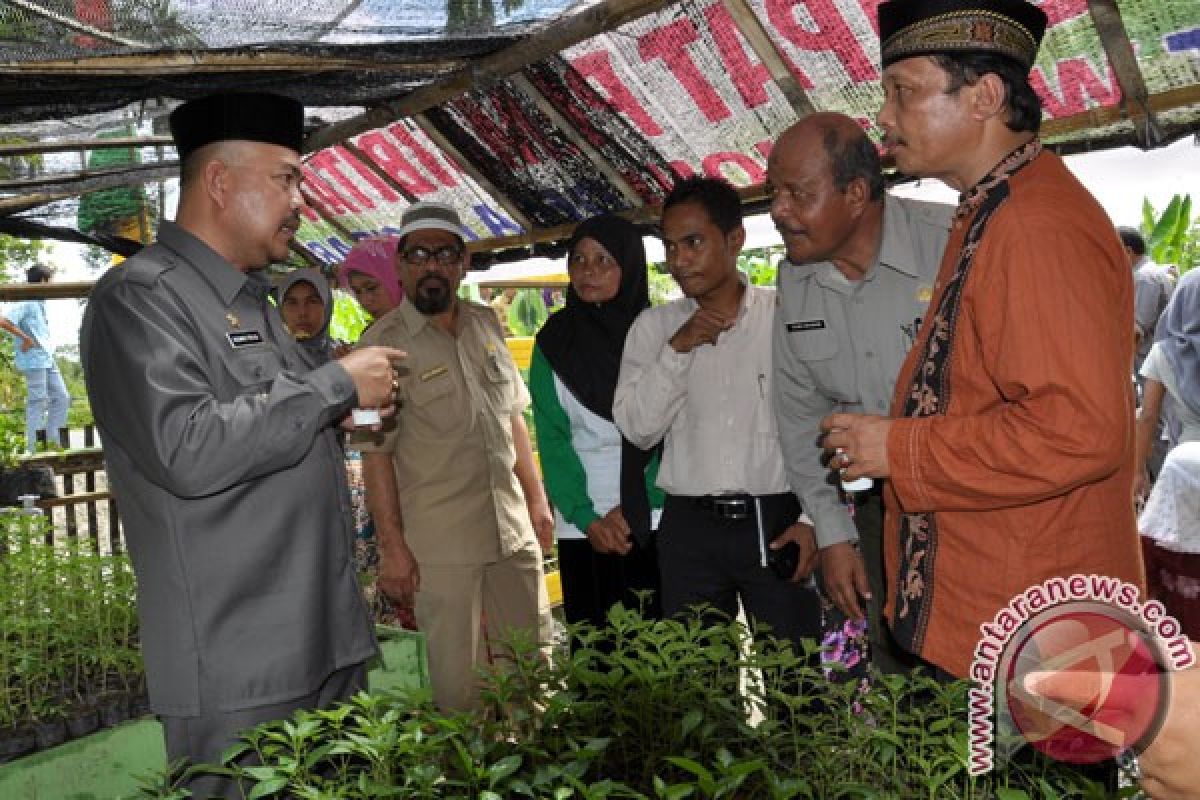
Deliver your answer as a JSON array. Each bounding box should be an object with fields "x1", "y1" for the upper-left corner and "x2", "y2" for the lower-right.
[{"x1": 614, "y1": 177, "x2": 821, "y2": 653}]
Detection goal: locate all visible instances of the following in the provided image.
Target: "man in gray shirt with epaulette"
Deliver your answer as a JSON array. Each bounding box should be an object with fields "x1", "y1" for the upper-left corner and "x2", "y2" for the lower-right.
[
  {"x1": 82, "y1": 92, "x2": 403, "y2": 798},
  {"x1": 768, "y1": 113, "x2": 951, "y2": 673}
]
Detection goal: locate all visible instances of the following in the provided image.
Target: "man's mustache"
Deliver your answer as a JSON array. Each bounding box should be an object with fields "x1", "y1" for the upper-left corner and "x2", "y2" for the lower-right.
[{"x1": 417, "y1": 274, "x2": 450, "y2": 292}]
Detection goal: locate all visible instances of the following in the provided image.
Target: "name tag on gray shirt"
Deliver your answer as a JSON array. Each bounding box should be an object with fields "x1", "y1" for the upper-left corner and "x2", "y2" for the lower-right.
[{"x1": 227, "y1": 330, "x2": 264, "y2": 348}]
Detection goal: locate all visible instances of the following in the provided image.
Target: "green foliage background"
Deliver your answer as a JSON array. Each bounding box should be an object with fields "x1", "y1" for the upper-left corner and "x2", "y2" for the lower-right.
[
  {"x1": 1142, "y1": 194, "x2": 1198, "y2": 275},
  {"x1": 329, "y1": 289, "x2": 371, "y2": 344}
]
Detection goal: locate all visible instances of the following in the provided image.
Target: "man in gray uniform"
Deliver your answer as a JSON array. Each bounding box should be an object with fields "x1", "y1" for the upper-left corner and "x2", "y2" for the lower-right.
[
  {"x1": 1119, "y1": 227, "x2": 1175, "y2": 384},
  {"x1": 768, "y1": 113, "x2": 951, "y2": 673},
  {"x1": 81, "y1": 92, "x2": 404, "y2": 797}
]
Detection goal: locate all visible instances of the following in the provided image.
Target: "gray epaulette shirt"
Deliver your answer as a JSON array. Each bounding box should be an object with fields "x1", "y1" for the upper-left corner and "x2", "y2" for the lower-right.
[
  {"x1": 773, "y1": 194, "x2": 953, "y2": 548},
  {"x1": 81, "y1": 221, "x2": 377, "y2": 716}
]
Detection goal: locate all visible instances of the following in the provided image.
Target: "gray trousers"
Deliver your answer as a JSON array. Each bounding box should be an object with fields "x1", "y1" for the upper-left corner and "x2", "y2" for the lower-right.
[
  {"x1": 160, "y1": 661, "x2": 368, "y2": 799},
  {"x1": 853, "y1": 492, "x2": 921, "y2": 675}
]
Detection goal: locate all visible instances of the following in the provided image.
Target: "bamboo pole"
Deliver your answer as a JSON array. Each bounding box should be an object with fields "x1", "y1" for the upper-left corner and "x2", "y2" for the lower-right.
[
  {"x1": 721, "y1": 0, "x2": 816, "y2": 118},
  {"x1": 298, "y1": 187, "x2": 359, "y2": 242},
  {"x1": 1040, "y1": 85, "x2": 1199, "y2": 140},
  {"x1": 2, "y1": 52, "x2": 465, "y2": 76},
  {"x1": 0, "y1": 281, "x2": 95, "y2": 301},
  {"x1": 412, "y1": 113, "x2": 536, "y2": 233},
  {"x1": 508, "y1": 72, "x2": 643, "y2": 207},
  {"x1": 1087, "y1": 0, "x2": 1162, "y2": 148},
  {"x1": 0, "y1": 136, "x2": 173, "y2": 158},
  {"x1": 0, "y1": 162, "x2": 176, "y2": 192},
  {"x1": 338, "y1": 140, "x2": 418, "y2": 204}
]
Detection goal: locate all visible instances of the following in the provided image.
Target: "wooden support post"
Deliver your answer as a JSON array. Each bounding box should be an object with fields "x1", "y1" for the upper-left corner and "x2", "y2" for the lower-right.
[
  {"x1": 412, "y1": 113, "x2": 535, "y2": 234},
  {"x1": 721, "y1": 0, "x2": 816, "y2": 118},
  {"x1": 298, "y1": 186, "x2": 358, "y2": 242},
  {"x1": 509, "y1": 72, "x2": 643, "y2": 207},
  {"x1": 339, "y1": 141, "x2": 418, "y2": 204},
  {"x1": 1087, "y1": 0, "x2": 1162, "y2": 148}
]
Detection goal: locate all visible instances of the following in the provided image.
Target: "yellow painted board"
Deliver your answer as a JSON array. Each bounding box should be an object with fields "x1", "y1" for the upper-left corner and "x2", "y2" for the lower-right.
[
  {"x1": 544, "y1": 569, "x2": 563, "y2": 608},
  {"x1": 507, "y1": 336, "x2": 534, "y2": 370}
]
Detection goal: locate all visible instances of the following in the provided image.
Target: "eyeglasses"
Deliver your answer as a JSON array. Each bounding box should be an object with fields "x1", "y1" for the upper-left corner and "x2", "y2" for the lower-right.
[{"x1": 401, "y1": 245, "x2": 463, "y2": 267}]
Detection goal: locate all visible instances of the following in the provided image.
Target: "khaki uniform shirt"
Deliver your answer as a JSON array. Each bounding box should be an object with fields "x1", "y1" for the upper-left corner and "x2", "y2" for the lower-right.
[
  {"x1": 773, "y1": 195, "x2": 953, "y2": 548},
  {"x1": 356, "y1": 299, "x2": 536, "y2": 565},
  {"x1": 81, "y1": 221, "x2": 376, "y2": 717}
]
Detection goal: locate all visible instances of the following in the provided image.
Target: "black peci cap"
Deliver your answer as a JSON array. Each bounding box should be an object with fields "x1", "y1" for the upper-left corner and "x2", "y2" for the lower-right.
[{"x1": 168, "y1": 92, "x2": 304, "y2": 162}]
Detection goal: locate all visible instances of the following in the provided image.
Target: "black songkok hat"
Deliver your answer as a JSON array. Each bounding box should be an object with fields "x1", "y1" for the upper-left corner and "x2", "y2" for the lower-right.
[
  {"x1": 878, "y1": 0, "x2": 1048, "y2": 70},
  {"x1": 169, "y1": 92, "x2": 304, "y2": 162}
]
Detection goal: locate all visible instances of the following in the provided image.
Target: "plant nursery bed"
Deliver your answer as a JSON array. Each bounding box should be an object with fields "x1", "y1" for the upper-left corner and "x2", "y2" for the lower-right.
[{"x1": 0, "y1": 628, "x2": 427, "y2": 799}]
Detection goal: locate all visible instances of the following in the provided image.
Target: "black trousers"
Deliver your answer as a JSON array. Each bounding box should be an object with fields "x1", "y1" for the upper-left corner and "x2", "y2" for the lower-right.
[
  {"x1": 657, "y1": 493, "x2": 821, "y2": 649},
  {"x1": 558, "y1": 536, "x2": 662, "y2": 632}
]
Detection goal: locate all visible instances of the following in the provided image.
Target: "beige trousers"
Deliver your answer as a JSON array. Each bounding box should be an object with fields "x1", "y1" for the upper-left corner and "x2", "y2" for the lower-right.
[{"x1": 415, "y1": 543, "x2": 552, "y2": 711}]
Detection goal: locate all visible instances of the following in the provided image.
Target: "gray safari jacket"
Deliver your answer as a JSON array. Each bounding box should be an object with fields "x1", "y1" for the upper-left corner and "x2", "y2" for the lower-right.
[{"x1": 81, "y1": 221, "x2": 376, "y2": 717}]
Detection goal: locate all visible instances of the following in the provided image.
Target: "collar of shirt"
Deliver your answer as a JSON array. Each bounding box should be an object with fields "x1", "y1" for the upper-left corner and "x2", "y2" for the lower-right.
[
  {"x1": 157, "y1": 220, "x2": 255, "y2": 306},
  {"x1": 397, "y1": 296, "x2": 434, "y2": 335},
  {"x1": 397, "y1": 295, "x2": 478, "y2": 339}
]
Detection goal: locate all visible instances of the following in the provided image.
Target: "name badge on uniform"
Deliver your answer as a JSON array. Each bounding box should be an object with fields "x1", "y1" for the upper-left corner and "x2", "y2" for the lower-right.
[
  {"x1": 227, "y1": 330, "x2": 264, "y2": 348},
  {"x1": 420, "y1": 365, "x2": 448, "y2": 382},
  {"x1": 786, "y1": 319, "x2": 826, "y2": 333}
]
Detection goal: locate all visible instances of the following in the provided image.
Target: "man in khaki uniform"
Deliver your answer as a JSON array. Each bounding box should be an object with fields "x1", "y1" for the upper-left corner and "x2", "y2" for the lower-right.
[{"x1": 359, "y1": 202, "x2": 553, "y2": 711}]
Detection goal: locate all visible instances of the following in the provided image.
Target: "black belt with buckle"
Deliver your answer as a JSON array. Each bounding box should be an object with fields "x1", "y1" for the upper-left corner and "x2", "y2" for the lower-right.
[{"x1": 693, "y1": 494, "x2": 754, "y2": 520}]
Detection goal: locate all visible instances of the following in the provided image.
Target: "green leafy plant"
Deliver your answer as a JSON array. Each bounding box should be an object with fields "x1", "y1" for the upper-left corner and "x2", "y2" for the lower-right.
[
  {"x1": 647, "y1": 266, "x2": 676, "y2": 307},
  {"x1": 739, "y1": 246, "x2": 783, "y2": 287},
  {"x1": 0, "y1": 412, "x2": 25, "y2": 469},
  {"x1": 1142, "y1": 194, "x2": 1198, "y2": 275},
  {"x1": 508, "y1": 289, "x2": 549, "y2": 336},
  {"x1": 0, "y1": 511, "x2": 144, "y2": 754},
  {"x1": 140, "y1": 607, "x2": 1111, "y2": 799},
  {"x1": 329, "y1": 289, "x2": 371, "y2": 344},
  {"x1": 77, "y1": 130, "x2": 154, "y2": 242}
]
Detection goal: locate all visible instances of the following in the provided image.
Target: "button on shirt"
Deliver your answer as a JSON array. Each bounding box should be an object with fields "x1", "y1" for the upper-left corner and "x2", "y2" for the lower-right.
[
  {"x1": 7, "y1": 299, "x2": 54, "y2": 370},
  {"x1": 615, "y1": 279, "x2": 788, "y2": 496},
  {"x1": 356, "y1": 299, "x2": 537, "y2": 565},
  {"x1": 773, "y1": 195, "x2": 952, "y2": 548}
]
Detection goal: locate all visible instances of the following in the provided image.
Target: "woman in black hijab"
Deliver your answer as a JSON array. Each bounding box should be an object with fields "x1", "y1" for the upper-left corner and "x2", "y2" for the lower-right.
[{"x1": 530, "y1": 214, "x2": 662, "y2": 637}]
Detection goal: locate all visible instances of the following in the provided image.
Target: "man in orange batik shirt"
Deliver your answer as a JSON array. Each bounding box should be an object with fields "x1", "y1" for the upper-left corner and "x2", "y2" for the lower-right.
[{"x1": 821, "y1": 0, "x2": 1144, "y2": 679}]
